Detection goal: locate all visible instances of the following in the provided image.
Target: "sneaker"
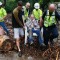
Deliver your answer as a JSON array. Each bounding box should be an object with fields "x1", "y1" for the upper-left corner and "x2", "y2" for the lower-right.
[
  {"x1": 30, "y1": 41, "x2": 34, "y2": 45},
  {"x1": 40, "y1": 43, "x2": 46, "y2": 47},
  {"x1": 18, "y1": 51, "x2": 22, "y2": 57},
  {"x1": 40, "y1": 43, "x2": 46, "y2": 51}
]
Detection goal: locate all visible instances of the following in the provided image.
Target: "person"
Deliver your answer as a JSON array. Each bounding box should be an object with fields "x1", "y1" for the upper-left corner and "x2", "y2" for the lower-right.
[
  {"x1": 12, "y1": 1, "x2": 24, "y2": 57},
  {"x1": 25, "y1": 14, "x2": 45, "y2": 46},
  {"x1": 23, "y1": 2, "x2": 31, "y2": 22},
  {"x1": 40, "y1": 4, "x2": 60, "y2": 48},
  {"x1": 32, "y1": 3, "x2": 42, "y2": 21},
  {"x1": 0, "y1": 2, "x2": 9, "y2": 35},
  {"x1": 32, "y1": 3, "x2": 44, "y2": 44}
]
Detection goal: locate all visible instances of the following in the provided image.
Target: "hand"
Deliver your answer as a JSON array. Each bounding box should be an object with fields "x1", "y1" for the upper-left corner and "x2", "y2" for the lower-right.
[{"x1": 23, "y1": 26, "x2": 25, "y2": 30}]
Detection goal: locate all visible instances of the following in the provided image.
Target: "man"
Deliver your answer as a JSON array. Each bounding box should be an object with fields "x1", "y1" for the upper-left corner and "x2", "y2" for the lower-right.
[
  {"x1": 25, "y1": 14, "x2": 44, "y2": 46},
  {"x1": 0, "y1": 2, "x2": 9, "y2": 35},
  {"x1": 40, "y1": 4, "x2": 60, "y2": 47},
  {"x1": 32, "y1": 3, "x2": 42, "y2": 20},
  {"x1": 32, "y1": 3, "x2": 44, "y2": 44},
  {"x1": 23, "y1": 2, "x2": 31, "y2": 22},
  {"x1": 12, "y1": 1, "x2": 24, "y2": 57}
]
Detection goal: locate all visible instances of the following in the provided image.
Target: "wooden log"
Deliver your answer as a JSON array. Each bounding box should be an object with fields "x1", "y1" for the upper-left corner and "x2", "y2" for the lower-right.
[
  {"x1": 56, "y1": 51, "x2": 59, "y2": 60},
  {"x1": 0, "y1": 35, "x2": 14, "y2": 52}
]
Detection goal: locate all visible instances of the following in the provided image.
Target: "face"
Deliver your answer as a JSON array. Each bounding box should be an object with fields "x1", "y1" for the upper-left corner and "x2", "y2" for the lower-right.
[
  {"x1": 26, "y1": 5, "x2": 30, "y2": 9},
  {"x1": 26, "y1": 3, "x2": 30, "y2": 9},
  {"x1": 30, "y1": 15, "x2": 34, "y2": 20},
  {"x1": 18, "y1": 5, "x2": 22, "y2": 10},
  {"x1": 49, "y1": 4, "x2": 55, "y2": 12}
]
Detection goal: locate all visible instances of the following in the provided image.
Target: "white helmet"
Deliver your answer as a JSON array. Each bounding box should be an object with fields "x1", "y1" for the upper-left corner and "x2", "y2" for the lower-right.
[
  {"x1": 0, "y1": 2, "x2": 2, "y2": 6},
  {"x1": 34, "y1": 3, "x2": 40, "y2": 9}
]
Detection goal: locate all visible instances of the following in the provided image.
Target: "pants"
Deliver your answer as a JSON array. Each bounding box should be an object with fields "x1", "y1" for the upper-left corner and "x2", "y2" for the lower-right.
[
  {"x1": 14, "y1": 28, "x2": 24, "y2": 39},
  {"x1": 0, "y1": 22, "x2": 9, "y2": 34},
  {"x1": 43, "y1": 26, "x2": 58, "y2": 45},
  {"x1": 28, "y1": 28, "x2": 44, "y2": 45}
]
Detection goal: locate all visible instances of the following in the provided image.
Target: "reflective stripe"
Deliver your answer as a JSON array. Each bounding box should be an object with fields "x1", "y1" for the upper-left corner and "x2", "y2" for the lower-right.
[{"x1": 44, "y1": 10, "x2": 56, "y2": 27}]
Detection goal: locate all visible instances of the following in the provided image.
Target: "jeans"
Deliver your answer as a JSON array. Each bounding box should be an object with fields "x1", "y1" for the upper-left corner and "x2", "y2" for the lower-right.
[
  {"x1": 28, "y1": 28, "x2": 44, "y2": 45},
  {"x1": 43, "y1": 26, "x2": 58, "y2": 45},
  {"x1": 0, "y1": 22, "x2": 9, "y2": 34}
]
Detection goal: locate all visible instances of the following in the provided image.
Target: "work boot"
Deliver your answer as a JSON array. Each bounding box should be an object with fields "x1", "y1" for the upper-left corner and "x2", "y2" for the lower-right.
[
  {"x1": 40, "y1": 43, "x2": 46, "y2": 51},
  {"x1": 18, "y1": 51, "x2": 22, "y2": 57},
  {"x1": 40, "y1": 43, "x2": 46, "y2": 47}
]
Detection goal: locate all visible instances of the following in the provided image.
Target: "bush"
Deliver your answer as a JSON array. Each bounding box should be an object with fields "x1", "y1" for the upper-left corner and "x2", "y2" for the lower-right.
[{"x1": 5, "y1": 0, "x2": 17, "y2": 12}]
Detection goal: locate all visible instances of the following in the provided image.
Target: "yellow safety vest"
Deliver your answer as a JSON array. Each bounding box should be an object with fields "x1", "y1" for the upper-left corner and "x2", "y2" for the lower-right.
[
  {"x1": 24, "y1": 6, "x2": 29, "y2": 20},
  {"x1": 44, "y1": 10, "x2": 56, "y2": 27},
  {"x1": 0, "y1": 7, "x2": 7, "y2": 22},
  {"x1": 32, "y1": 9, "x2": 42, "y2": 20}
]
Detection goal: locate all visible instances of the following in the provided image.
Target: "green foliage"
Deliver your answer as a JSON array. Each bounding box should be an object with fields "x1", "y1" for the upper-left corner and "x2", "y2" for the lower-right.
[
  {"x1": 0, "y1": 0, "x2": 4, "y2": 2},
  {"x1": 39, "y1": 0, "x2": 43, "y2": 4},
  {"x1": 0, "y1": 0, "x2": 60, "y2": 12},
  {"x1": 5, "y1": 0, "x2": 17, "y2": 12}
]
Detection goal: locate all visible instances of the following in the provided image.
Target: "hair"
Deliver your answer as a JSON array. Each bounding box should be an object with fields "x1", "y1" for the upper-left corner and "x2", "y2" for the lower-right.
[
  {"x1": 26, "y1": 2, "x2": 30, "y2": 6},
  {"x1": 18, "y1": 1, "x2": 22, "y2": 6}
]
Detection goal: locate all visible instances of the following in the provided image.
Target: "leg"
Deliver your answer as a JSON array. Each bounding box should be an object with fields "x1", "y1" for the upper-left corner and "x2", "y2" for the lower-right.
[
  {"x1": 32, "y1": 28, "x2": 43, "y2": 45},
  {"x1": 14, "y1": 28, "x2": 21, "y2": 57},
  {"x1": 28, "y1": 29, "x2": 33, "y2": 44},
  {"x1": 43, "y1": 27, "x2": 50, "y2": 46},
  {"x1": 0, "y1": 22, "x2": 9, "y2": 35},
  {"x1": 50, "y1": 26, "x2": 58, "y2": 43},
  {"x1": 19, "y1": 28, "x2": 24, "y2": 44},
  {"x1": 16, "y1": 39, "x2": 21, "y2": 51},
  {"x1": 52, "y1": 26, "x2": 58, "y2": 39}
]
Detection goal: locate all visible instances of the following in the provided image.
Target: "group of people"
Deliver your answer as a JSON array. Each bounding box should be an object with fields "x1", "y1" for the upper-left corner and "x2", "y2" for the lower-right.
[{"x1": 0, "y1": 1, "x2": 60, "y2": 57}]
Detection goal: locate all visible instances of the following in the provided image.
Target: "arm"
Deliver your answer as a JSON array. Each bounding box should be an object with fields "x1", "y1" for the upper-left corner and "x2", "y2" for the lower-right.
[
  {"x1": 55, "y1": 11, "x2": 60, "y2": 20},
  {"x1": 39, "y1": 10, "x2": 47, "y2": 27}
]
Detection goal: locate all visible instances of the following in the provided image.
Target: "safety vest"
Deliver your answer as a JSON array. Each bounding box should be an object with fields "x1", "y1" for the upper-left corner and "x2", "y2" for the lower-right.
[
  {"x1": 0, "y1": 7, "x2": 7, "y2": 22},
  {"x1": 32, "y1": 9, "x2": 42, "y2": 20},
  {"x1": 23, "y1": 6, "x2": 29, "y2": 20},
  {"x1": 44, "y1": 10, "x2": 56, "y2": 27}
]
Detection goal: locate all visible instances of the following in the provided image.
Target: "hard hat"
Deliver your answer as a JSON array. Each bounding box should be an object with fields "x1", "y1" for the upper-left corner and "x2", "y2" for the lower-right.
[
  {"x1": 0, "y1": 2, "x2": 2, "y2": 6},
  {"x1": 34, "y1": 3, "x2": 40, "y2": 9}
]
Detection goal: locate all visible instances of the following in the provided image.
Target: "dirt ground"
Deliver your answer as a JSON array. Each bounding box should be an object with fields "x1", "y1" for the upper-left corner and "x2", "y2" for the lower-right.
[{"x1": 0, "y1": 14, "x2": 60, "y2": 60}]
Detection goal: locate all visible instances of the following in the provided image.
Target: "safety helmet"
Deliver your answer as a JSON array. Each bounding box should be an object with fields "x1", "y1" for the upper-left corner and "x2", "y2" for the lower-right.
[
  {"x1": 0, "y1": 2, "x2": 2, "y2": 6},
  {"x1": 34, "y1": 3, "x2": 40, "y2": 9}
]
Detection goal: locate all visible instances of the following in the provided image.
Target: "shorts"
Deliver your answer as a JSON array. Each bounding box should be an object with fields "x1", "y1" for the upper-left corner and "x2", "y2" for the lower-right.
[{"x1": 14, "y1": 28, "x2": 24, "y2": 39}]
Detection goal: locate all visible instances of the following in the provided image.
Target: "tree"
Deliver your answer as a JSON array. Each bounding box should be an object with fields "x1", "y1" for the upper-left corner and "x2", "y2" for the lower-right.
[{"x1": 3, "y1": 0, "x2": 6, "y2": 6}]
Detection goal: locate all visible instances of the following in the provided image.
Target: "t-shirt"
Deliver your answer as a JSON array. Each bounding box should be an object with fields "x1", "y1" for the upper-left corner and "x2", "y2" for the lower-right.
[{"x1": 12, "y1": 7, "x2": 24, "y2": 28}]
